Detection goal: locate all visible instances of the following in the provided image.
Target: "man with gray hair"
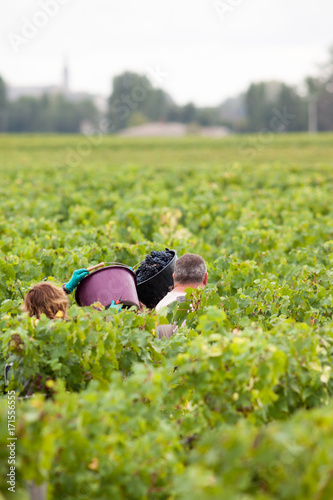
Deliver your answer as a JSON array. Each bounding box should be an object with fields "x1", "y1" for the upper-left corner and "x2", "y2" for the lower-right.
[{"x1": 156, "y1": 253, "x2": 208, "y2": 312}]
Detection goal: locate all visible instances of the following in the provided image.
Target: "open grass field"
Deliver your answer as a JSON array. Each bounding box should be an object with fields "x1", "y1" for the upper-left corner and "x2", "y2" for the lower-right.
[{"x1": 1, "y1": 133, "x2": 333, "y2": 499}]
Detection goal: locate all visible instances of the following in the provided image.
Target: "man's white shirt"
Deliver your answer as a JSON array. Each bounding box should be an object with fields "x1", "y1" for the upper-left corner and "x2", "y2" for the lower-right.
[{"x1": 155, "y1": 291, "x2": 186, "y2": 311}]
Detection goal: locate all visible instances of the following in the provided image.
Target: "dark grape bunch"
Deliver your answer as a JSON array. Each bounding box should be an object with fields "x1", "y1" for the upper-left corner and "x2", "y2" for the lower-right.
[{"x1": 136, "y1": 248, "x2": 174, "y2": 284}]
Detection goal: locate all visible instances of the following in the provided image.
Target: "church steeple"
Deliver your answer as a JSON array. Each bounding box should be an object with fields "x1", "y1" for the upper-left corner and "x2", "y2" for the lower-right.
[{"x1": 63, "y1": 59, "x2": 69, "y2": 96}]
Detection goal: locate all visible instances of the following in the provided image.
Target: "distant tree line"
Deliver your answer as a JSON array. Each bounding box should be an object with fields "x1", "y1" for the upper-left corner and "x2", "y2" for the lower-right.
[
  {"x1": 106, "y1": 48, "x2": 333, "y2": 133},
  {"x1": 0, "y1": 81, "x2": 99, "y2": 133},
  {"x1": 106, "y1": 71, "x2": 222, "y2": 132},
  {"x1": 0, "y1": 47, "x2": 332, "y2": 133},
  {"x1": 243, "y1": 47, "x2": 333, "y2": 133}
]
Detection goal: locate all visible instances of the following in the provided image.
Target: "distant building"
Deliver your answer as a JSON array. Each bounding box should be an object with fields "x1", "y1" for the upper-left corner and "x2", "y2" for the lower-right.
[
  {"x1": 7, "y1": 84, "x2": 63, "y2": 101},
  {"x1": 219, "y1": 95, "x2": 246, "y2": 126},
  {"x1": 118, "y1": 122, "x2": 230, "y2": 138},
  {"x1": 7, "y1": 62, "x2": 108, "y2": 112},
  {"x1": 63, "y1": 60, "x2": 69, "y2": 97}
]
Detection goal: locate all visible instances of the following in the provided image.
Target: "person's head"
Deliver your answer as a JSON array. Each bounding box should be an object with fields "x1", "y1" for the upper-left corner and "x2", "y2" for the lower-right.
[
  {"x1": 23, "y1": 283, "x2": 69, "y2": 320},
  {"x1": 173, "y1": 254, "x2": 208, "y2": 289}
]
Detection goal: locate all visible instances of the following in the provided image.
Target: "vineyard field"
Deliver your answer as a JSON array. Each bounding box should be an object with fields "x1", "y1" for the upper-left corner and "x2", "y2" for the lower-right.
[{"x1": 1, "y1": 133, "x2": 333, "y2": 499}]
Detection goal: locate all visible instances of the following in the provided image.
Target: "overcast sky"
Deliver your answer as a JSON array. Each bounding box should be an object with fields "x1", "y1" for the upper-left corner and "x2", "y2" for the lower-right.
[{"x1": 0, "y1": 0, "x2": 332, "y2": 106}]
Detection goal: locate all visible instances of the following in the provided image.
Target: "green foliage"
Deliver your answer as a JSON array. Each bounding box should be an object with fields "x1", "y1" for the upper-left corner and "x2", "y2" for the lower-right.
[
  {"x1": 174, "y1": 404, "x2": 333, "y2": 500},
  {"x1": 0, "y1": 306, "x2": 165, "y2": 394},
  {"x1": 0, "y1": 77, "x2": 7, "y2": 132},
  {"x1": 1, "y1": 135, "x2": 333, "y2": 498},
  {"x1": 0, "y1": 89, "x2": 99, "y2": 133},
  {"x1": 1, "y1": 381, "x2": 333, "y2": 499},
  {"x1": 0, "y1": 379, "x2": 184, "y2": 499},
  {"x1": 245, "y1": 81, "x2": 308, "y2": 133},
  {"x1": 108, "y1": 72, "x2": 170, "y2": 132}
]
